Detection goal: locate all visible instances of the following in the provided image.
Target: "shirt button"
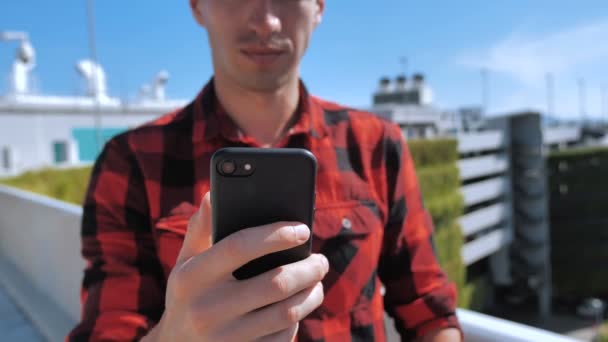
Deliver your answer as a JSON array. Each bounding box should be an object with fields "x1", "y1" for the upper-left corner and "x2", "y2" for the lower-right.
[{"x1": 342, "y1": 218, "x2": 352, "y2": 230}]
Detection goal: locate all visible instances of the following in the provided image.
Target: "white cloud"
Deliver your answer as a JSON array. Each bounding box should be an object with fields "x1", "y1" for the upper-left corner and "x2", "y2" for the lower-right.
[
  {"x1": 458, "y1": 18, "x2": 608, "y2": 85},
  {"x1": 456, "y1": 19, "x2": 608, "y2": 118},
  {"x1": 490, "y1": 86, "x2": 596, "y2": 119}
]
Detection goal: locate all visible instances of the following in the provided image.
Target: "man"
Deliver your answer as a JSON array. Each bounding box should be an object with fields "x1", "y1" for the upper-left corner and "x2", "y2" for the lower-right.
[{"x1": 68, "y1": 0, "x2": 462, "y2": 341}]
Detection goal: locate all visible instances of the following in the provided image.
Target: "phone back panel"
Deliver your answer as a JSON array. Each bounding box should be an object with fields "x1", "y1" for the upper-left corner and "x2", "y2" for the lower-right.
[{"x1": 210, "y1": 147, "x2": 317, "y2": 279}]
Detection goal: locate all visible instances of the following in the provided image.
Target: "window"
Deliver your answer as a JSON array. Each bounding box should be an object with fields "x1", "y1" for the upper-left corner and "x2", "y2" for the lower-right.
[{"x1": 53, "y1": 141, "x2": 69, "y2": 164}]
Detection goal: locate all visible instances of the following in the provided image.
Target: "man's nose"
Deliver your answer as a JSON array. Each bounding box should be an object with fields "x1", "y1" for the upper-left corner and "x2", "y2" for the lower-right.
[{"x1": 248, "y1": 0, "x2": 282, "y2": 39}]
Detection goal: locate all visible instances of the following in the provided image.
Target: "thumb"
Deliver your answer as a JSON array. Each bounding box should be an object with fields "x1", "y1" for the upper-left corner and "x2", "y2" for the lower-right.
[{"x1": 177, "y1": 191, "x2": 212, "y2": 264}]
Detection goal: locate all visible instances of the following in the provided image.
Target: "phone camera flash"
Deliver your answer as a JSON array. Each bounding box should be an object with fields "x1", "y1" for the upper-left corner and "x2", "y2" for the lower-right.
[{"x1": 244, "y1": 163, "x2": 252, "y2": 171}]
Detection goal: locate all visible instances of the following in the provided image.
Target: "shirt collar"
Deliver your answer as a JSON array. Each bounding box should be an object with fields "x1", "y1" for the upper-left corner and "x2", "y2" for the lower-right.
[{"x1": 192, "y1": 78, "x2": 328, "y2": 144}]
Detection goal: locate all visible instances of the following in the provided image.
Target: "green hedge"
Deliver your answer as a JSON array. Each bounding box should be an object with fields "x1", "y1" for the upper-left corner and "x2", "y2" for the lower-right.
[
  {"x1": 553, "y1": 270, "x2": 608, "y2": 299},
  {"x1": 435, "y1": 222, "x2": 463, "y2": 262},
  {"x1": 460, "y1": 276, "x2": 490, "y2": 311},
  {"x1": 549, "y1": 178, "x2": 608, "y2": 198},
  {"x1": 426, "y1": 191, "x2": 465, "y2": 228},
  {"x1": 548, "y1": 146, "x2": 608, "y2": 299},
  {"x1": 548, "y1": 146, "x2": 608, "y2": 161},
  {"x1": 435, "y1": 222, "x2": 466, "y2": 290},
  {"x1": 408, "y1": 139, "x2": 458, "y2": 167},
  {"x1": 417, "y1": 164, "x2": 461, "y2": 200},
  {"x1": 0, "y1": 167, "x2": 92, "y2": 205},
  {"x1": 599, "y1": 322, "x2": 608, "y2": 342},
  {"x1": 408, "y1": 139, "x2": 474, "y2": 309},
  {"x1": 550, "y1": 194, "x2": 608, "y2": 220},
  {"x1": 552, "y1": 220, "x2": 608, "y2": 243}
]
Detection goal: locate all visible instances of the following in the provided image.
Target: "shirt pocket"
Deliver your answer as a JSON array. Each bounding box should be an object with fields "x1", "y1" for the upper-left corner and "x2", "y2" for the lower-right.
[
  {"x1": 312, "y1": 200, "x2": 383, "y2": 318},
  {"x1": 154, "y1": 208, "x2": 195, "y2": 279}
]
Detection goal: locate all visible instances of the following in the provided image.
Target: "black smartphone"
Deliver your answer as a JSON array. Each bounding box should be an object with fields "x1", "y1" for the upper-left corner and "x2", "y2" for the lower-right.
[{"x1": 210, "y1": 147, "x2": 317, "y2": 280}]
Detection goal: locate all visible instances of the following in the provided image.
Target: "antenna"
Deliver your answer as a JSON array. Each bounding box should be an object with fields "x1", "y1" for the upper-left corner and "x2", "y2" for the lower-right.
[
  {"x1": 601, "y1": 84, "x2": 607, "y2": 123},
  {"x1": 481, "y1": 68, "x2": 489, "y2": 114},
  {"x1": 546, "y1": 73, "x2": 555, "y2": 119},
  {"x1": 399, "y1": 56, "x2": 408, "y2": 76},
  {"x1": 578, "y1": 78, "x2": 586, "y2": 122},
  {"x1": 86, "y1": 0, "x2": 102, "y2": 153}
]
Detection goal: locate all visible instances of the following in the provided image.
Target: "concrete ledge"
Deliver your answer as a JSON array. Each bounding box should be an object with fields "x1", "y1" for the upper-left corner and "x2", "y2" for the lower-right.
[
  {"x1": 458, "y1": 309, "x2": 580, "y2": 342},
  {"x1": 0, "y1": 256, "x2": 75, "y2": 341},
  {"x1": 0, "y1": 281, "x2": 43, "y2": 341}
]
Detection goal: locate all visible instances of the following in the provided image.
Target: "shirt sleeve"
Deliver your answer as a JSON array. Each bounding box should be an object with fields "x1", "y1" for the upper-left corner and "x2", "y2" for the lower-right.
[
  {"x1": 378, "y1": 123, "x2": 462, "y2": 341},
  {"x1": 66, "y1": 135, "x2": 165, "y2": 341}
]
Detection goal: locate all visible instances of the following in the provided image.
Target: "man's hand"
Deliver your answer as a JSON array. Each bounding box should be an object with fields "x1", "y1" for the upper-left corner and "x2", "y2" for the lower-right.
[
  {"x1": 143, "y1": 192, "x2": 328, "y2": 341},
  {"x1": 417, "y1": 327, "x2": 462, "y2": 342}
]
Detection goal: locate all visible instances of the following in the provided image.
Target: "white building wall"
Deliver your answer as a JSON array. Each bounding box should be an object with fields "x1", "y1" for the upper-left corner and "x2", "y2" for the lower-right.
[{"x1": 0, "y1": 112, "x2": 162, "y2": 177}]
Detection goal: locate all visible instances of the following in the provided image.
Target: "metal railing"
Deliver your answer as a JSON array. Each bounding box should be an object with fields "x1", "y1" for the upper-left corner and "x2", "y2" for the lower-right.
[{"x1": 0, "y1": 178, "x2": 581, "y2": 342}]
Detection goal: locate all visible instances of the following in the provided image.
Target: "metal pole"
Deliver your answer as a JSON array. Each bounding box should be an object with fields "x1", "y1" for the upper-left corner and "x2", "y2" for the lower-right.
[
  {"x1": 399, "y1": 56, "x2": 408, "y2": 76},
  {"x1": 578, "y1": 78, "x2": 586, "y2": 123},
  {"x1": 546, "y1": 73, "x2": 555, "y2": 119},
  {"x1": 600, "y1": 84, "x2": 608, "y2": 125},
  {"x1": 482, "y1": 68, "x2": 489, "y2": 115},
  {"x1": 86, "y1": 0, "x2": 102, "y2": 153}
]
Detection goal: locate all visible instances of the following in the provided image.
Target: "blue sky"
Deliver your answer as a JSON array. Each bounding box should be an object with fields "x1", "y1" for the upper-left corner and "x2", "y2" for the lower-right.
[{"x1": 1, "y1": 1, "x2": 607, "y2": 119}]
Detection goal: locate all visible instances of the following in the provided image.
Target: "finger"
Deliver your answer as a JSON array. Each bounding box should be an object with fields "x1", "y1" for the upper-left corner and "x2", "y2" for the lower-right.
[
  {"x1": 224, "y1": 282, "x2": 324, "y2": 340},
  {"x1": 221, "y1": 254, "x2": 328, "y2": 317},
  {"x1": 182, "y1": 221, "x2": 311, "y2": 285},
  {"x1": 177, "y1": 192, "x2": 212, "y2": 264},
  {"x1": 256, "y1": 323, "x2": 298, "y2": 342}
]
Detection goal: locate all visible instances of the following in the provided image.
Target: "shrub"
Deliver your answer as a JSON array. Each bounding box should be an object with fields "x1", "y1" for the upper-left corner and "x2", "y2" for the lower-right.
[
  {"x1": 0, "y1": 167, "x2": 92, "y2": 204},
  {"x1": 408, "y1": 139, "x2": 458, "y2": 167}
]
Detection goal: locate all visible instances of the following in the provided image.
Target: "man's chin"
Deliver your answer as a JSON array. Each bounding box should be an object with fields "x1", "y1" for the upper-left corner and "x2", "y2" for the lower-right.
[{"x1": 237, "y1": 73, "x2": 294, "y2": 93}]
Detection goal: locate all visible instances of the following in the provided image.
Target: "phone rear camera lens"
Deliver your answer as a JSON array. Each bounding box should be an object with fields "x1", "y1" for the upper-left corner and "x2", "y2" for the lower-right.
[{"x1": 220, "y1": 160, "x2": 236, "y2": 175}]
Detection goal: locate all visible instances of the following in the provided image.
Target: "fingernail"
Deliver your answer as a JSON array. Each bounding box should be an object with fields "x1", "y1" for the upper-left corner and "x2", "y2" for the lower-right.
[{"x1": 295, "y1": 224, "x2": 310, "y2": 241}]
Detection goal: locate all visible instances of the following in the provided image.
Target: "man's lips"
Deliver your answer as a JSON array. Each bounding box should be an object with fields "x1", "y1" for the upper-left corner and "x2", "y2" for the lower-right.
[
  {"x1": 241, "y1": 48, "x2": 285, "y2": 66},
  {"x1": 241, "y1": 47, "x2": 284, "y2": 54}
]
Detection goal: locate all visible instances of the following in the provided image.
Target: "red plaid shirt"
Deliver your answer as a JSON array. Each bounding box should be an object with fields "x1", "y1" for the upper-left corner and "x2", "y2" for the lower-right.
[{"x1": 68, "y1": 79, "x2": 460, "y2": 341}]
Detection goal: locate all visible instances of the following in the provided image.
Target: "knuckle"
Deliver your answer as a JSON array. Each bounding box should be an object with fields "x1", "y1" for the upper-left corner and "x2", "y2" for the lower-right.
[
  {"x1": 271, "y1": 272, "x2": 291, "y2": 296},
  {"x1": 284, "y1": 305, "x2": 301, "y2": 324}
]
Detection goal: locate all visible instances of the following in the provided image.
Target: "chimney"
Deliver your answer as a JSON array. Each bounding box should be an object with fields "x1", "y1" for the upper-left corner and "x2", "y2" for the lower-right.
[
  {"x1": 152, "y1": 70, "x2": 169, "y2": 101},
  {"x1": 76, "y1": 60, "x2": 108, "y2": 98},
  {"x1": 138, "y1": 84, "x2": 151, "y2": 100},
  {"x1": 395, "y1": 74, "x2": 407, "y2": 92},
  {"x1": 378, "y1": 77, "x2": 391, "y2": 93},
  {"x1": 413, "y1": 73, "x2": 425, "y2": 89},
  {"x1": 3, "y1": 34, "x2": 36, "y2": 95}
]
